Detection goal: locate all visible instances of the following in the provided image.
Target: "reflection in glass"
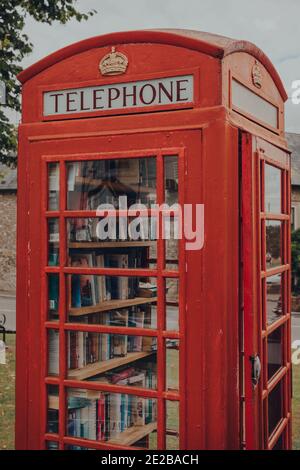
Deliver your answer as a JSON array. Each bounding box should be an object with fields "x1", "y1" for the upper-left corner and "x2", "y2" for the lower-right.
[
  {"x1": 48, "y1": 163, "x2": 59, "y2": 211},
  {"x1": 67, "y1": 388, "x2": 157, "y2": 446},
  {"x1": 48, "y1": 329, "x2": 59, "y2": 376},
  {"x1": 67, "y1": 274, "x2": 157, "y2": 327},
  {"x1": 66, "y1": 217, "x2": 157, "y2": 268},
  {"x1": 268, "y1": 380, "x2": 283, "y2": 436},
  {"x1": 67, "y1": 330, "x2": 157, "y2": 388},
  {"x1": 166, "y1": 278, "x2": 179, "y2": 331},
  {"x1": 47, "y1": 385, "x2": 59, "y2": 434},
  {"x1": 164, "y1": 156, "x2": 178, "y2": 205},
  {"x1": 67, "y1": 158, "x2": 156, "y2": 211},
  {"x1": 166, "y1": 339, "x2": 179, "y2": 391},
  {"x1": 273, "y1": 434, "x2": 284, "y2": 450},
  {"x1": 266, "y1": 220, "x2": 282, "y2": 268},
  {"x1": 48, "y1": 218, "x2": 59, "y2": 266},
  {"x1": 267, "y1": 328, "x2": 283, "y2": 380},
  {"x1": 266, "y1": 274, "x2": 282, "y2": 325},
  {"x1": 164, "y1": 218, "x2": 179, "y2": 271},
  {"x1": 166, "y1": 400, "x2": 179, "y2": 450},
  {"x1": 48, "y1": 274, "x2": 59, "y2": 321},
  {"x1": 265, "y1": 164, "x2": 281, "y2": 214},
  {"x1": 46, "y1": 441, "x2": 59, "y2": 450},
  {"x1": 65, "y1": 445, "x2": 94, "y2": 450}
]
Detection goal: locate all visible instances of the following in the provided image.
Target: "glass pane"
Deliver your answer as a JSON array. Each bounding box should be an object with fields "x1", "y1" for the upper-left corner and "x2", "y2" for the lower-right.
[
  {"x1": 48, "y1": 218, "x2": 59, "y2": 266},
  {"x1": 164, "y1": 156, "x2": 178, "y2": 205},
  {"x1": 67, "y1": 274, "x2": 157, "y2": 328},
  {"x1": 67, "y1": 158, "x2": 156, "y2": 211},
  {"x1": 65, "y1": 445, "x2": 95, "y2": 450},
  {"x1": 67, "y1": 388, "x2": 157, "y2": 446},
  {"x1": 266, "y1": 220, "x2": 282, "y2": 268},
  {"x1": 46, "y1": 441, "x2": 59, "y2": 450},
  {"x1": 67, "y1": 330, "x2": 157, "y2": 387},
  {"x1": 48, "y1": 163, "x2": 59, "y2": 211},
  {"x1": 232, "y1": 79, "x2": 278, "y2": 129},
  {"x1": 266, "y1": 274, "x2": 283, "y2": 326},
  {"x1": 165, "y1": 218, "x2": 179, "y2": 271},
  {"x1": 268, "y1": 380, "x2": 284, "y2": 436},
  {"x1": 273, "y1": 433, "x2": 284, "y2": 450},
  {"x1": 47, "y1": 385, "x2": 59, "y2": 434},
  {"x1": 265, "y1": 164, "x2": 281, "y2": 214},
  {"x1": 166, "y1": 339, "x2": 179, "y2": 392},
  {"x1": 48, "y1": 274, "x2": 59, "y2": 321},
  {"x1": 166, "y1": 278, "x2": 179, "y2": 331},
  {"x1": 134, "y1": 430, "x2": 157, "y2": 449},
  {"x1": 67, "y1": 217, "x2": 157, "y2": 269},
  {"x1": 267, "y1": 328, "x2": 283, "y2": 380},
  {"x1": 166, "y1": 401, "x2": 179, "y2": 450},
  {"x1": 48, "y1": 329, "x2": 59, "y2": 376}
]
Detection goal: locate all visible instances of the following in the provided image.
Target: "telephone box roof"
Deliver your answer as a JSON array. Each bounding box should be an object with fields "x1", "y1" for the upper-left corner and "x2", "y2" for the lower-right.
[{"x1": 17, "y1": 29, "x2": 287, "y2": 101}]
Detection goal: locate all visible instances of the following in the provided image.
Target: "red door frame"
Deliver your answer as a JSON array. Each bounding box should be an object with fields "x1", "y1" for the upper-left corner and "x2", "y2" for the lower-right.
[
  {"x1": 42, "y1": 144, "x2": 186, "y2": 451},
  {"x1": 242, "y1": 132, "x2": 292, "y2": 450},
  {"x1": 17, "y1": 128, "x2": 197, "y2": 450}
]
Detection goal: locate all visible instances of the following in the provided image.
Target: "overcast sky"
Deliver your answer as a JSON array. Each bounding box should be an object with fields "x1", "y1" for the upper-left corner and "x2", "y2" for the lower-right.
[{"x1": 15, "y1": 0, "x2": 300, "y2": 132}]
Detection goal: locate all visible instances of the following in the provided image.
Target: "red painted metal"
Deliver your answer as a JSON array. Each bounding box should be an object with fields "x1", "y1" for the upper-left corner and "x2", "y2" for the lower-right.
[{"x1": 16, "y1": 29, "x2": 290, "y2": 450}]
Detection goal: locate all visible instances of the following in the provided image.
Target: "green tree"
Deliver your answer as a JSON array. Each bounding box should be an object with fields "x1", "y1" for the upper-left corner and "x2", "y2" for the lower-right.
[
  {"x1": 292, "y1": 228, "x2": 300, "y2": 294},
  {"x1": 0, "y1": 0, "x2": 96, "y2": 166}
]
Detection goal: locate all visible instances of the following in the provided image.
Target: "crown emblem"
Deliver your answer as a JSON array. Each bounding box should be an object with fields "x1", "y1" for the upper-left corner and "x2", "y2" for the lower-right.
[
  {"x1": 252, "y1": 61, "x2": 262, "y2": 89},
  {"x1": 99, "y1": 47, "x2": 128, "y2": 76}
]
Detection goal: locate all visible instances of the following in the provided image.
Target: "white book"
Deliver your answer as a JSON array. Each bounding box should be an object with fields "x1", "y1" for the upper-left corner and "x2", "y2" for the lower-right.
[
  {"x1": 109, "y1": 394, "x2": 122, "y2": 439},
  {"x1": 88, "y1": 401, "x2": 97, "y2": 440},
  {"x1": 67, "y1": 162, "x2": 80, "y2": 192},
  {"x1": 77, "y1": 332, "x2": 84, "y2": 369},
  {"x1": 48, "y1": 330, "x2": 59, "y2": 375}
]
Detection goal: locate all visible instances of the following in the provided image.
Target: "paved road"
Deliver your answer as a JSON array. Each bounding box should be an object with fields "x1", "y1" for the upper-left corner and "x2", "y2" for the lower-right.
[{"x1": 0, "y1": 293, "x2": 16, "y2": 332}]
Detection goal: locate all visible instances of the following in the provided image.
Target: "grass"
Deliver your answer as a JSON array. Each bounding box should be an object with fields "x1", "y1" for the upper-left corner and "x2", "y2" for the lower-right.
[
  {"x1": 0, "y1": 334, "x2": 15, "y2": 450},
  {"x1": 292, "y1": 363, "x2": 300, "y2": 450}
]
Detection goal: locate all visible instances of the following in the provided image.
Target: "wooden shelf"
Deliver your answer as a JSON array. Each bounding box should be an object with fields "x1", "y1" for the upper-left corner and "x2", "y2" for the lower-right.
[
  {"x1": 108, "y1": 421, "x2": 157, "y2": 446},
  {"x1": 68, "y1": 351, "x2": 154, "y2": 380},
  {"x1": 69, "y1": 297, "x2": 157, "y2": 317},
  {"x1": 69, "y1": 241, "x2": 155, "y2": 249}
]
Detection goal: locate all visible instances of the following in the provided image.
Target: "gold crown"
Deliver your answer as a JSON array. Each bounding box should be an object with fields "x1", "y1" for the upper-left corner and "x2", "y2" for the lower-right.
[
  {"x1": 252, "y1": 61, "x2": 262, "y2": 89},
  {"x1": 99, "y1": 47, "x2": 128, "y2": 76}
]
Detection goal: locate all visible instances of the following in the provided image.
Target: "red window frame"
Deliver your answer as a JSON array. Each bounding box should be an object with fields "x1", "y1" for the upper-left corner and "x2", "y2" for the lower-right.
[
  {"x1": 41, "y1": 147, "x2": 186, "y2": 450},
  {"x1": 259, "y1": 150, "x2": 291, "y2": 450}
]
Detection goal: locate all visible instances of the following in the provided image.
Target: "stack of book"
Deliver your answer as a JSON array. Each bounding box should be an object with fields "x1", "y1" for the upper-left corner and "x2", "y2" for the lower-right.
[
  {"x1": 69, "y1": 252, "x2": 153, "y2": 308},
  {"x1": 48, "y1": 381, "x2": 157, "y2": 442}
]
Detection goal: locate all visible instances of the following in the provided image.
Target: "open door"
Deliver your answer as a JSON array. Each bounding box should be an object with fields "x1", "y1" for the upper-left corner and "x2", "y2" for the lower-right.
[{"x1": 242, "y1": 132, "x2": 292, "y2": 450}]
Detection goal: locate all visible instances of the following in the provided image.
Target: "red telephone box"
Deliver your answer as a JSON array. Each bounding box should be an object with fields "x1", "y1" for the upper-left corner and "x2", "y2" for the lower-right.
[{"x1": 16, "y1": 29, "x2": 291, "y2": 450}]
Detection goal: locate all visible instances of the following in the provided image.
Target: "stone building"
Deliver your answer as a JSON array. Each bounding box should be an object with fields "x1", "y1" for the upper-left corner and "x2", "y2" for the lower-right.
[
  {"x1": 0, "y1": 163, "x2": 17, "y2": 292},
  {"x1": 287, "y1": 133, "x2": 300, "y2": 231}
]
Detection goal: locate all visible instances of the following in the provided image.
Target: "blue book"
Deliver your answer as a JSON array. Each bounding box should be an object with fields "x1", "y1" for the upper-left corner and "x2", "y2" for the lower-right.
[{"x1": 71, "y1": 274, "x2": 81, "y2": 308}]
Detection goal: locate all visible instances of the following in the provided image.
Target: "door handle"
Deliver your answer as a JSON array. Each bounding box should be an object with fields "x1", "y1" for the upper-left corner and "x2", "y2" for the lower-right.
[{"x1": 250, "y1": 354, "x2": 261, "y2": 387}]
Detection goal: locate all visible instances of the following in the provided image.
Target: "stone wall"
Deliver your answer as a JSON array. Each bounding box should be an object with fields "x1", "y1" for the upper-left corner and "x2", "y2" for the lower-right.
[{"x1": 0, "y1": 192, "x2": 16, "y2": 292}]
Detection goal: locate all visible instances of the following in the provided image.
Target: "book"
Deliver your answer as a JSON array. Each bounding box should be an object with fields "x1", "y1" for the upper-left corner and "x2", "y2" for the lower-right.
[
  {"x1": 70, "y1": 254, "x2": 96, "y2": 307},
  {"x1": 48, "y1": 330, "x2": 59, "y2": 375},
  {"x1": 48, "y1": 164, "x2": 59, "y2": 211},
  {"x1": 105, "y1": 254, "x2": 128, "y2": 300},
  {"x1": 48, "y1": 275, "x2": 59, "y2": 312}
]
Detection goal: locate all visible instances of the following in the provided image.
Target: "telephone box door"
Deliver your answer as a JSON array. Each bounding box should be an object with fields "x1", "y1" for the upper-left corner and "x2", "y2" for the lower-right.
[
  {"x1": 242, "y1": 133, "x2": 292, "y2": 450},
  {"x1": 17, "y1": 128, "x2": 206, "y2": 450}
]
